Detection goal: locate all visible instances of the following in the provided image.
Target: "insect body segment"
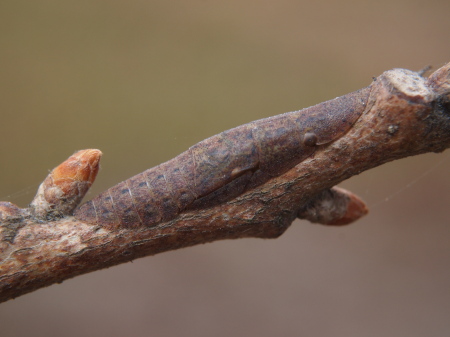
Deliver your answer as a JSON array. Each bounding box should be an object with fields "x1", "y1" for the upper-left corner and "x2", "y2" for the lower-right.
[
  {"x1": 74, "y1": 86, "x2": 371, "y2": 230},
  {"x1": 108, "y1": 181, "x2": 141, "y2": 228},
  {"x1": 190, "y1": 124, "x2": 259, "y2": 197}
]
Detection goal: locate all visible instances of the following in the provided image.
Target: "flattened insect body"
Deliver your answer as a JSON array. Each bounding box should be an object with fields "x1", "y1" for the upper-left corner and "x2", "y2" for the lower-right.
[
  {"x1": 108, "y1": 181, "x2": 142, "y2": 228},
  {"x1": 291, "y1": 86, "x2": 371, "y2": 145},
  {"x1": 91, "y1": 191, "x2": 120, "y2": 229},
  {"x1": 74, "y1": 85, "x2": 371, "y2": 230},
  {"x1": 127, "y1": 173, "x2": 163, "y2": 224},
  {"x1": 146, "y1": 169, "x2": 179, "y2": 222},
  {"x1": 163, "y1": 160, "x2": 197, "y2": 211},
  {"x1": 190, "y1": 124, "x2": 259, "y2": 197},
  {"x1": 188, "y1": 170, "x2": 253, "y2": 210},
  {"x1": 252, "y1": 114, "x2": 313, "y2": 177}
]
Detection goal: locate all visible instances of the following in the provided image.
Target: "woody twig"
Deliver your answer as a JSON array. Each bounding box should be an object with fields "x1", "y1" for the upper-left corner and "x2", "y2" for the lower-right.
[{"x1": 0, "y1": 62, "x2": 449, "y2": 303}]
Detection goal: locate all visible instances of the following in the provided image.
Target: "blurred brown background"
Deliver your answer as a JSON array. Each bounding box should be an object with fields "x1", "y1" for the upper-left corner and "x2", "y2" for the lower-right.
[{"x1": 1, "y1": 1, "x2": 449, "y2": 336}]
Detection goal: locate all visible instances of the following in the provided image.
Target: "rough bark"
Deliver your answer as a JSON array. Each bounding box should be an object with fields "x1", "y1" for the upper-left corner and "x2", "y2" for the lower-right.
[{"x1": 0, "y1": 62, "x2": 449, "y2": 303}]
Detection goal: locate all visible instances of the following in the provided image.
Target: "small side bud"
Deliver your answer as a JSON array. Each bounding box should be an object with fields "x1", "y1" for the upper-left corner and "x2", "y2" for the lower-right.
[
  {"x1": 426, "y1": 62, "x2": 450, "y2": 100},
  {"x1": 30, "y1": 149, "x2": 102, "y2": 218},
  {"x1": 297, "y1": 186, "x2": 368, "y2": 226}
]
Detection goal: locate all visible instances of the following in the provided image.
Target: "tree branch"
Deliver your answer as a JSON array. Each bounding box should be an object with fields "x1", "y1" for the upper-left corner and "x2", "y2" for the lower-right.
[{"x1": 1, "y1": 63, "x2": 449, "y2": 303}]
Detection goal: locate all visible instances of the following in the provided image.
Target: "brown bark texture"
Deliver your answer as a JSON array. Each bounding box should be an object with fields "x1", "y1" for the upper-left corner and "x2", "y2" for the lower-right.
[{"x1": 1, "y1": 63, "x2": 449, "y2": 303}]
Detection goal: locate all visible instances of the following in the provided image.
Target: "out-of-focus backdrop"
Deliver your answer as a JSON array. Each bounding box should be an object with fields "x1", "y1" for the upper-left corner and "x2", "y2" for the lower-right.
[{"x1": 1, "y1": 1, "x2": 449, "y2": 336}]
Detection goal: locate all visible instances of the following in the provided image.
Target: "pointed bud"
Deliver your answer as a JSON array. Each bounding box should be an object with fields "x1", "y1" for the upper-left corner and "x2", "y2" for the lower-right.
[
  {"x1": 30, "y1": 149, "x2": 102, "y2": 218},
  {"x1": 297, "y1": 186, "x2": 368, "y2": 226}
]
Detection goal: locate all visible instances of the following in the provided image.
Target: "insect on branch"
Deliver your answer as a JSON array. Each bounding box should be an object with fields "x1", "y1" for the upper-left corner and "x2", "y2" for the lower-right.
[{"x1": 0, "y1": 62, "x2": 449, "y2": 303}]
